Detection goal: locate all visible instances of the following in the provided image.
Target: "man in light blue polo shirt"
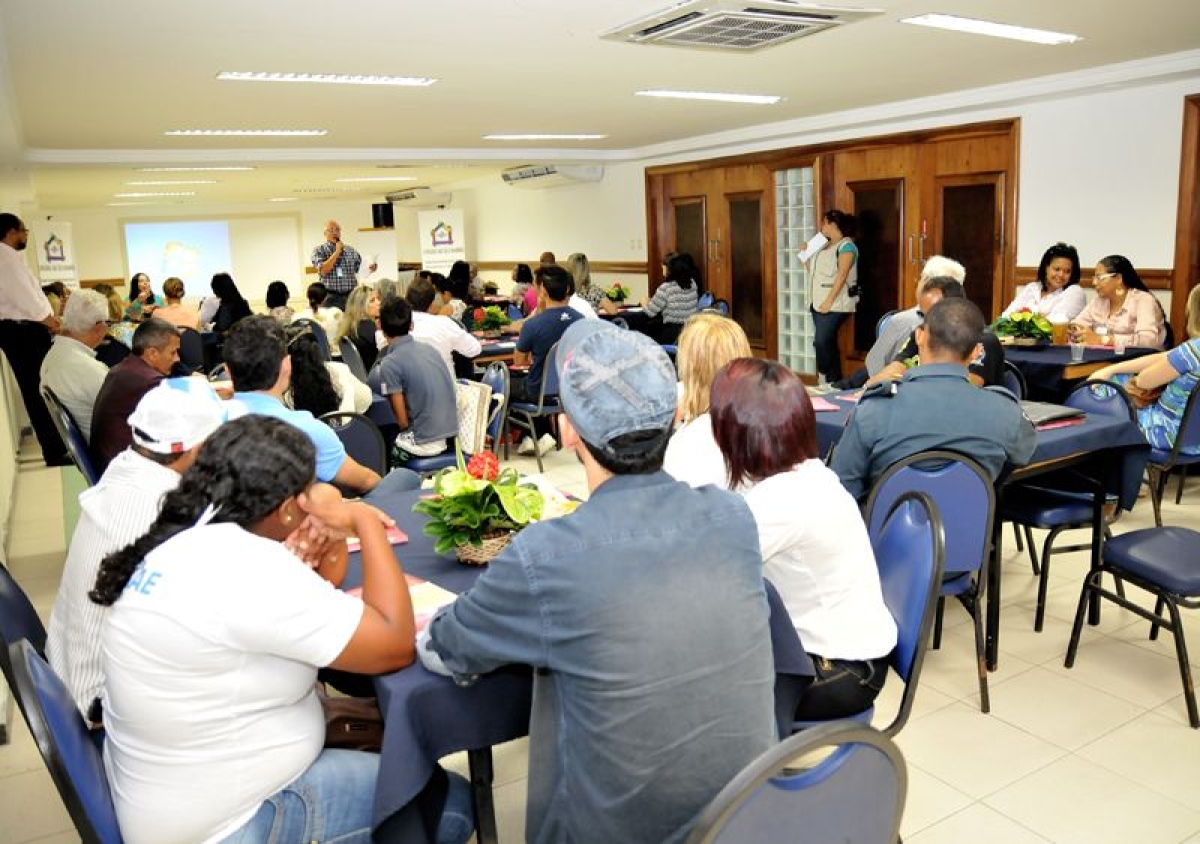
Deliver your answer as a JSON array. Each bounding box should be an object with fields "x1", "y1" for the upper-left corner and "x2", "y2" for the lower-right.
[{"x1": 223, "y1": 315, "x2": 417, "y2": 497}]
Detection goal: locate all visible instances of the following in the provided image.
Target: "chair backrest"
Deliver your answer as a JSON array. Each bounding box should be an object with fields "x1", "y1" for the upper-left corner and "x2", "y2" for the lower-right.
[
  {"x1": 611, "y1": 317, "x2": 630, "y2": 330},
  {"x1": 41, "y1": 387, "x2": 100, "y2": 485},
  {"x1": 319, "y1": 412, "x2": 388, "y2": 476},
  {"x1": 0, "y1": 562, "x2": 47, "y2": 693},
  {"x1": 536, "y1": 342, "x2": 561, "y2": 406},
  {"x1": 713, "y1": 299, "x2": 730, "y2": 315},
  {"x1": 176, "y1": 327, "x2": 204, "y2": 373},
  {"x1": 1001, "y1": 360, "x2": 1027, "y2": 400},
  {"x1": 871, "y1": 492, "x2": 945, "y2": 735},
  {"x1": 685, "y1": 721, "x2": 907, "y2": 844},
  {"x1": 506, "y1": 303, "x2": 524, "y2": 322},
  {"x1": 291, "y1": 318, "x2": 331, "y2": 361},
  {"x1": 865, "y1": 449, "x2": 993, "y2": 578},
  {"x1": 9, "y1": 641, "x2": 122, "y2": 843},
  {"x1": 1065, "y1": 378, "x2": 1135, "y2": 422},
  {"x1": 208, "y1": 362, "x2": 229, "y2": 381},
  {"x1": 480, "y1": 362, "x2": 511, "y2": 444},
  {"x1": 875, "y1": 309, "x2": 898, "y2": 340},
  {"x1": 697, "y1": 291, "x2": 715, "y2": 310},
  {"x1": 337, "y1": 336, "x2": 369, "y2": 383},
  {"x1": 1165, "y1": 380, "x2": 1200, "y2": 461}
]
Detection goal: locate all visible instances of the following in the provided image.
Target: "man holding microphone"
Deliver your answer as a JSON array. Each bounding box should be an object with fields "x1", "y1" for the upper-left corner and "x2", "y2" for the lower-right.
[{"x1": 310, "y1": 220, "x2": 376, "y2": 310}]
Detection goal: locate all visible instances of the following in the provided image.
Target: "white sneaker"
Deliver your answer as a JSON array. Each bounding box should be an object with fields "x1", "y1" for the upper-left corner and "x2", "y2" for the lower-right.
[
  {"x1": 518, "y1": 436, "x2": 537, "y2": 456},
  {"x1": 536, "y1": 433, "x2": 557, "y2": 456}
]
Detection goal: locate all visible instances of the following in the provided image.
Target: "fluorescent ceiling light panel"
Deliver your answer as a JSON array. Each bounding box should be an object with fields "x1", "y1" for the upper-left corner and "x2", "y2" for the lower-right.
[
  {"x1": 332, "y1": 176, "x2": 418, "y2": 183},
  {"x1": 217, "y1": 71, "x2": 437, "y2": 87},
  {"x1": 114, "y1": 191, "x2": 196, "y2": 198},
  {"x1": 138, "y1": 166, "x2": 255, "y2": 172},
  {"x1": 268, "y1": 197, "x2": 298, "y2": 202},
  {"x1": 125, "y1": 179, "x2": 217, "y2": 185},
  {"x1": 636, "y1": 90, "x2": 782, "y2": 105},
  {"x1": 899, "y1": 14, "x2": 1080, "y2": 45},
  {"x1": 483, "y1": 134, "x2": 607, "y2": 141},
  {"x1": 164, "y1": 129, "x2": 327, "y2": 137},
  {"x1": 107, "y1": 201, "x2": 160, "y2": 207}
]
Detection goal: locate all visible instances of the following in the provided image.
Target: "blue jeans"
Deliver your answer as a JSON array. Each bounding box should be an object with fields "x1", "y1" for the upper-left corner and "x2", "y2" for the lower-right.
[
  {"x1": 812, "y1": 308, "x2": 850, "y2": 381},
  {"x1": 364, "y1": 466, "x2": 422, "y2": 501},
  {"x1": 222, "y1": 752, "x2": 473, "y2": 844}
]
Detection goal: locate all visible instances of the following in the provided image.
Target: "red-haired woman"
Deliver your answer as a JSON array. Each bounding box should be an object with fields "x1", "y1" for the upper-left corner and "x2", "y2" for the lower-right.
[{"x1": 710, "y1": 358, "x2": 896, "y2": 719}]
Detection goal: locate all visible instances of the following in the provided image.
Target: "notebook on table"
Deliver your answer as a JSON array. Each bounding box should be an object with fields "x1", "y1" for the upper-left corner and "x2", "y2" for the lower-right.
[{"x1": 1020, "y1": 400, "x2": 1086, "y2": 427}]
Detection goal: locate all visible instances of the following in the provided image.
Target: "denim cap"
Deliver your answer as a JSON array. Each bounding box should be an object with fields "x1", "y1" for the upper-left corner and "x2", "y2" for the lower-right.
[
  {"x1": 128, "y1": 378, "x2": 226, "y2": 455},
  {"x1": 554, "y1": 319, "x2": 677, "y2": 458}
]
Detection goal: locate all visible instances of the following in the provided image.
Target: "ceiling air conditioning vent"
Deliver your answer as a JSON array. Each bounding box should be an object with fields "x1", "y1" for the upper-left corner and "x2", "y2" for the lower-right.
[
  {"x1": 386, "y1": 187, "x2": 451, "y2": 207},
  {"x1": 601, "y1": 1, "x2": 881, "y2": 52},
  {"x1": 501, "y1": 165, "x2": 604, "y2": 190}
]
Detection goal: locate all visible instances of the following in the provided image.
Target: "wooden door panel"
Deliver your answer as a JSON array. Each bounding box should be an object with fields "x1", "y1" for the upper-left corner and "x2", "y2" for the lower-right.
[{"x1": 935, "y1": 173, "x2": 1004, "y2": 320}]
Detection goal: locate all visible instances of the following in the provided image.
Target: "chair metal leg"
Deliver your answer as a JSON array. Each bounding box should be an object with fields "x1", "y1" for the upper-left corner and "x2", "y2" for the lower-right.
[
  {"x1": 1013, "y1": 522, "x2": 1025, "y2": 554},
  {"x1": 1147, "y1": 466, "x2": 1166, "y2": 527},
  {"x1": 1023, "y1": 525, "x2": 1040, "y2": 575},
  {"x1": 932, "y1": 597, "x2": 946, "y2": 649},
  {"x1": 972, "y1": 596, "x2": 990, "y2": 713},
  {"x1": 1176, "y1": 465, "x2": 1188, "y2": 505},
  {"x1": 468, "y1": 748, "x2": 500, "y2": 844},
  {"x1": 1064, "y1": 572, "x2": 1099, "y2": 668},
  {"x1": 1150, "y1": 595, "x2": 1167, "y2": 640},
  {"x1": 1162, "y1": 596, "x2": 1200, "y2": 728},
  {"x1": 1034, "y1": 528, "x2": 1062, "y2": 633}
]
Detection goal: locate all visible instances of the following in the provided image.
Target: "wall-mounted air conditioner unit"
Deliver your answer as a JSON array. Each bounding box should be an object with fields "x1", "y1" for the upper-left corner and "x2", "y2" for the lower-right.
[
  {"x1": 501, "y1": 165, "x2": 605, "y2": 189},
  {"x1": 386, "y1": 187, "x2": 451, "y2": 207}
]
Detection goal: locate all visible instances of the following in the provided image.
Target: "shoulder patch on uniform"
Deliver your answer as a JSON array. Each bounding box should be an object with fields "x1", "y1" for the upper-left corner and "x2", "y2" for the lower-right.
[{"x1": 861, "y1": 380, "x2": 900, "y2": 400}]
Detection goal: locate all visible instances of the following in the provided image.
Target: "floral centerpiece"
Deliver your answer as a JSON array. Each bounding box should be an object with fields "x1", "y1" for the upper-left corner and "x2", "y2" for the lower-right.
[
  {"x1": 604, "y1": 283, "x2": 629, "y2": 303},
  {"x1": 992, "y1": 309, "x2": 1052, "y2": 344},
  {"x1": 471, "y1": 305, "x2": 511, "y2": 333},
  {"x1": 413, "y1": 448, "x2": 543, "y2": 564}
]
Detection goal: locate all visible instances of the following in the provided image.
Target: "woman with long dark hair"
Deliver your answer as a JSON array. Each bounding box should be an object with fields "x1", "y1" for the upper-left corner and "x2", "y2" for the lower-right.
[
  {"x1": 206, "y1": 272, "x2": 253, "y2": 333},
  {"x1": 710, "y1": 358, "x2": 895, "y2": 720},
  {"x1": 643, "y1": 252, "x2": 700, "y2": 344},
  {"x1": 1002, "y1": 242, "x2": 1086, "y2": 321},
  {"x1": 1070, "y1": 254, "x2": 1167, "y2": 348},
  {"x1": 124, "y1": 272, "x2": 163, "y2": 322},
  {"x1": 807, "y1": 209, "x2": 859, "y2": 383},
  {"x1": 89, "y1": 415, "x2": 474, "y2": 843}
]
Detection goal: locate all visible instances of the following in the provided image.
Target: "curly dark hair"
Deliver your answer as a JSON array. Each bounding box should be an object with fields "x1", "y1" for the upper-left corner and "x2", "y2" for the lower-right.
[
  {"x1": 89, "y1": 416, "x2": 316, "y2": 606},
  {"x1": 285, "y1": 324, "x2": 341, "y2": 417}
]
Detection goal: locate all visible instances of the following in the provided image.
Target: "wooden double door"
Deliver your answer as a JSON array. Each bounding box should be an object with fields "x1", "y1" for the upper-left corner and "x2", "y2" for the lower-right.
[{"x1": 648, "y1": 164, "x2": 775, "y2": 354}]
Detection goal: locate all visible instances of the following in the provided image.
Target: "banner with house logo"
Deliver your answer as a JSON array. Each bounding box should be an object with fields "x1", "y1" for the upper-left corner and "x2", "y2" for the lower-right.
[
  {"x1": 417, "y1": 209, "x2": 466, "y2": 274},
  {"x1": 30, "y1": 221, "x2": 79, "y2": 287}
]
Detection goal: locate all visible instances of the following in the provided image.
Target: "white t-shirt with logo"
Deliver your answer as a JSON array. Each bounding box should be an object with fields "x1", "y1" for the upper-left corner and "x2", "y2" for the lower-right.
[{"x1": 102, "y1": 523, "x2": 364, "y2": 844}]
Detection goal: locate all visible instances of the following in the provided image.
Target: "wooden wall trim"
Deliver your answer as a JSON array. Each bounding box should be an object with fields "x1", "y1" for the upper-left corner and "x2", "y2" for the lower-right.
[
  {"x1": 1013, "y1": 267, "x2": 1174, "y2": 291},
  {"x1": 80, "y1": 278, "x2": 125, "y2": 289},
  {"x1": 476, "y1": 260, "x2": 648, "y2": 275},
  {"x1": 1172, "y1": 93, "x2": 1200, "y2": 331}
]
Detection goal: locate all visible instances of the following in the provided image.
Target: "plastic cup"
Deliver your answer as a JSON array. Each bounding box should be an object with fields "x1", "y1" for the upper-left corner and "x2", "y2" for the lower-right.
[
  {"x1": 1051, "y1": 321, "x2": 1068, "y2": 345},
  {"x1": 1069, "y1": 342, "x2": 1086, "y2": 363},
  {"x1": 1113, "y1": 338, "x2": 1127, "y2": 355}
]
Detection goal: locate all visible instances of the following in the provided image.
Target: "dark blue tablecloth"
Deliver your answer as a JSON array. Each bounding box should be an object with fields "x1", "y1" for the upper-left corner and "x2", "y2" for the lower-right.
[{"x1": 1005, "y1": 345, "x2": 1155, "y2": 400}]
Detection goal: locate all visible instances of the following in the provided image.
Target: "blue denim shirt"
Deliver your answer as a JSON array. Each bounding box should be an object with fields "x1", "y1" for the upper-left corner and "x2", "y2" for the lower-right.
[{"x1": 427, "y1": 470, "x2": 775, "y2": 844}]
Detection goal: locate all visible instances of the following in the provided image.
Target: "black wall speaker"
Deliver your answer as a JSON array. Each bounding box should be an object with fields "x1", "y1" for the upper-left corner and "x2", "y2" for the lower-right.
[{"x1": 372, "y1": 202, "x2": 395, "y2": 229}]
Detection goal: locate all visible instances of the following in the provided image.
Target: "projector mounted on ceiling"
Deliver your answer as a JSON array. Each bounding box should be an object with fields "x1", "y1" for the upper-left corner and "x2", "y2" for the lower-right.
[
  {"x1": 501, "y1": 165, "x2": 605, "y2": 190},
  {"x1": 601, "y1": 1, "x2": 881, "y2": 52},
  {"x1": 386, "y1": 187, "x2": 451, "y2": 207}
]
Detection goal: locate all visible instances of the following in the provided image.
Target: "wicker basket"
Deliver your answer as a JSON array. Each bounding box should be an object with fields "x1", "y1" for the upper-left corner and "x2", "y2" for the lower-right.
[{"x1": 456, "y1": 531, "x2": 513, "y2": 565}]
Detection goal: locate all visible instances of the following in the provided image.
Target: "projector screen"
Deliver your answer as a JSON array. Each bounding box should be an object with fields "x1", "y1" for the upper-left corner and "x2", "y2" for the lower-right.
[{"x1": 123, "y1": 221, "x2": 234, "y2": 298}]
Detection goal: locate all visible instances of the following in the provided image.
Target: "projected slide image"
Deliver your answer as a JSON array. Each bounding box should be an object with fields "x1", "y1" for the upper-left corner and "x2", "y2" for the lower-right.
[{"x1": 124, "y1": 221, "x2": 233, "y2": 297}]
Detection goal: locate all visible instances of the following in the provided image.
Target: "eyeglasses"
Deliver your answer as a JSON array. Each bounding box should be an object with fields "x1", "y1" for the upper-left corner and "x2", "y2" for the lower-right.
[{"x1": 1092, "y1": 272, "x2": 1117, "y2": 283}]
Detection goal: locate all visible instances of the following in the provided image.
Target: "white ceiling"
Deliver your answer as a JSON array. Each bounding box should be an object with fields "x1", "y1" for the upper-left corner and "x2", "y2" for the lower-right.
[{"x1": 3, "y1": 0, "x2": 1199, "y2": 209}]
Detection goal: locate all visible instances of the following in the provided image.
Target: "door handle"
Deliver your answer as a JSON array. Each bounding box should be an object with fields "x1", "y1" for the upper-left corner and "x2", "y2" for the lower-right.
[{"x1": 906, "y1": 233, "x2": 915, "y2": 264}]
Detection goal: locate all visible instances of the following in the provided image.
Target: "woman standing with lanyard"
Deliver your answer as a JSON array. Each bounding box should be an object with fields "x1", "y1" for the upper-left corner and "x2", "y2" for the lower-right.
[{"x1": 808, "y1": 210, "x2": 859, "y2": 384}]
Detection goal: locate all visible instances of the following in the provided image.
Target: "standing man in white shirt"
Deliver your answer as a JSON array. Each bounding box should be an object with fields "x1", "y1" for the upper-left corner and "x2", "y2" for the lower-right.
[
  {"x1": 404, "y1": 276, "x2": 482, "y2": 377},
  {"x1": 39, "y1": 288, "x2": 110, "y2": 439},
  {"x1": 310, "y1": 220, "x2": 375, "y2": 310},
  {"x1": 0, "y1": 213, "x2": 69, "y2": 465}
]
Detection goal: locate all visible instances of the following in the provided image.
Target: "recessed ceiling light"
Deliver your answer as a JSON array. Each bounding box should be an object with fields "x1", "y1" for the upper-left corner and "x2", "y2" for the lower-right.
[
  {"x1": 164, "y1": 129, "x2": 327, "y2": 137},
  {"x1": 483, "y1": 134, "x2": 607, "y2": 141},
  {"x1": 137, "y1": 166, "x2": 255, "y2": 172},
  {"x1": 899, "y1": 14, "x2": 1081, "y2": 45},
  {"x1": 217, "y1": 71, "x2": 437, "y2": 87},
  {"x1": 332, "y1": 176, "x2": 418, "y2": 183},
  {"x1": 635, "y1": 90, "x2": 782, "y2": 105},
  {"x1": 125, "y1": 179, "x2": 217, "y2": 186},
  {"x1": 107, "y1": 201, "x2": 161, "y2": 207},
  {"x1": 268, "y1": 197, "x2": 298, "y2": 202},
  {"x1": 114, "y1": 191, "x2": 197, "y2": 198}
]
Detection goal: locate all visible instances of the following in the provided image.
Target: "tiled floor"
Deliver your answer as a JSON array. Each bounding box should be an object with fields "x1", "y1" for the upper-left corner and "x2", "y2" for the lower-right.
[{"x1": 5, "y1": 440, "x2": 1200, "y2": 843}]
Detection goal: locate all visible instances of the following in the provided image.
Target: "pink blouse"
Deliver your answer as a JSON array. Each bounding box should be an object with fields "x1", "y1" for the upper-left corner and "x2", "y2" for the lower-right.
[{"x1": 1073, "y1": 288, "x2": 1166, "y2": 349}]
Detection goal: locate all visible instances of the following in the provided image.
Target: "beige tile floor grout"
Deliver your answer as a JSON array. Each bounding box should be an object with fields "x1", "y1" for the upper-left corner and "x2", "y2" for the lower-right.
[{"x1": 5, "y1": 438, "x2": 1200, "y2": 843}]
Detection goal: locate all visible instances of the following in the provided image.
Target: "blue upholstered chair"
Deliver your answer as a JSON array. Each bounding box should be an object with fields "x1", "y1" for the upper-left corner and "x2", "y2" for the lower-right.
[
  {"x1": 866, "y1": 451, "x2": 994, "y2": 712},
  {"x1": 504, "y1": 342, "x2": 561, "y2": 473},
  {"x1": 1065, "y1": 526, "x2": 1200, "y2": 728},
  {"x1": 1001, "y1": 360, "x2": 1027, "y2": 400},
  {"x1": 176, "y1": 327, "x2": 204, "y2": 374},
  {"x1": 875, "y1": 309, "x2": 899, "y2": 340},
  {"x1": 1000, "y1": 380, "x2": 1135, "y2": 631},
  {"x1": 8, "y1": 640, "x2": 123, "y2": 843},
  {"x1": 319, "y1": 412, "x2": 389, "y2": 477},
  {"x1": 684, "y1": 721, "x2": 907, "y2": 844},
  {"x1": 0, "y1": 561, "x2": 47, "y2": 726},
  {"x1": 697, "y1": 291, "x2": 715, "y2": 310},
  {"x1": 1146, "y1": 380, "x2": 1200, "y2": 527},
  {"x1": 480, "y1": 362, "x2": 510, "y2": 449},
  {"x1": 337, "y1": 336, "x2": 370, "y2": 384},
  {"x1": 40, "y1": 387, "x2": 100, "y2": 486},
  {"x1": 793, "y1": 492, "x2": 945, "y2": 737}
]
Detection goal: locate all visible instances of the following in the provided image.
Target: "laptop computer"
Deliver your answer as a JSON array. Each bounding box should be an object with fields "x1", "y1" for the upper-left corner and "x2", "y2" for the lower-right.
[{"x1": 1020, "y1": 400, "x2": 1086, "y2": 426}]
